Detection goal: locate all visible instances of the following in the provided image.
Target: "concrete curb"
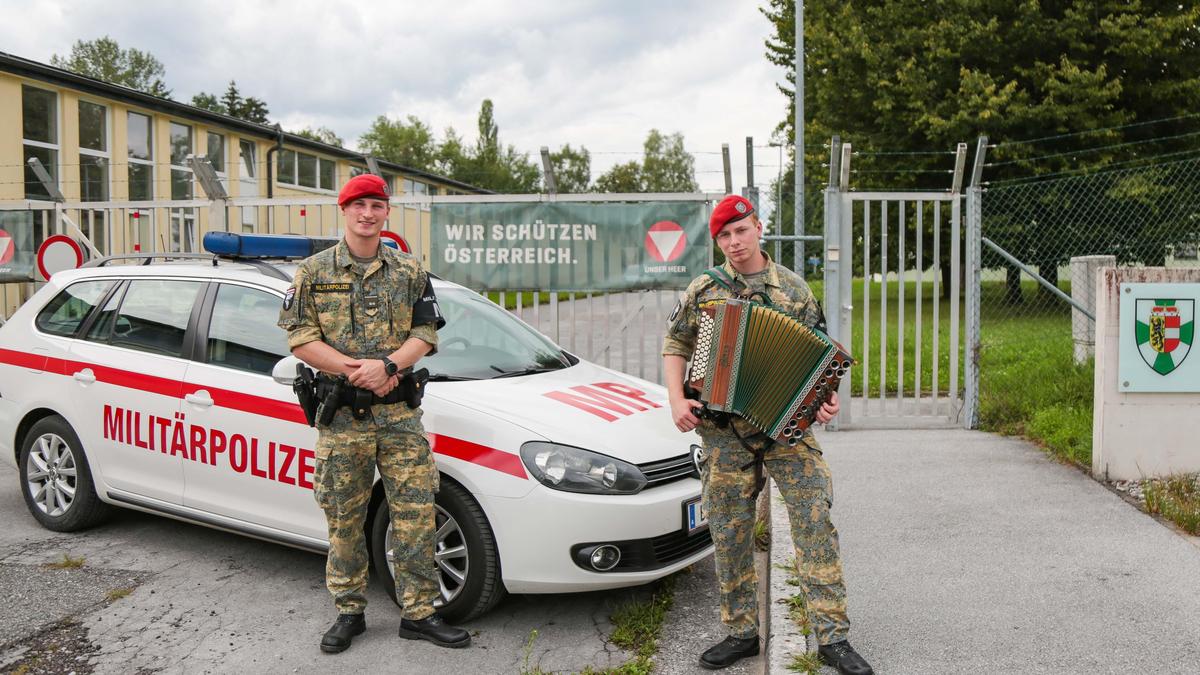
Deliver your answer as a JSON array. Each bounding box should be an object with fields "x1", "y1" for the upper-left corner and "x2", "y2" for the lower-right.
[
  {"x1": 754, "y1": 481, "x2": 771, "y2": 675},
  {"x1": 765, "y1": 477, "x2": 810, "y2": 673}
]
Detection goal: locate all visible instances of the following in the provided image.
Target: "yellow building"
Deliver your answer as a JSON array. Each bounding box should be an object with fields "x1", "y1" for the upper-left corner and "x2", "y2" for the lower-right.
[{"x1": 0, "y1": 50, "x2": 483, "y2": 274}]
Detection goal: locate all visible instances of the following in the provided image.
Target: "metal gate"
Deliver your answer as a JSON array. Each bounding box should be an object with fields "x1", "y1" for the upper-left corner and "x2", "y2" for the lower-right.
[{"x1": 823, "y1": 141, "x2": 978, "y2": 429}]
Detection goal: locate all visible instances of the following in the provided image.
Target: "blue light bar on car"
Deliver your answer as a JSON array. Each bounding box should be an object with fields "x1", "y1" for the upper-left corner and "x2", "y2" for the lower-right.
[
  {"x1": 202, "y1": 233, "x2": 399, "y2": 258},
  {"x1": 203, "y1": 233, "x2": 338, "y2": 258}
]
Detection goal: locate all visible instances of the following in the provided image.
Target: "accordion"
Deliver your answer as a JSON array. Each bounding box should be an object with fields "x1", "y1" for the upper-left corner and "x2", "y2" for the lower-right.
[{"x1": 686, "y1": 298, "x2": 853, "y2": 445}]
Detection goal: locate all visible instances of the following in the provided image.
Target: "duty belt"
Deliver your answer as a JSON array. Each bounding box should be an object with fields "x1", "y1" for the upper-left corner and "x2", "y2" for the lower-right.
[{"x1": 316, "y1": 375, "x2": 407, "y2": 406}]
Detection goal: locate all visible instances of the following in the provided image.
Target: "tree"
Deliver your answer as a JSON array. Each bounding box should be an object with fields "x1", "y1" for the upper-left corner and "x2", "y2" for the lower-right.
[
  {"x1": 220, "y1": 81, "x2": 243, "y2": 117},
  {"x1": 593, "y1": 129, "x2": 698, "y2": 193},
  {"x1": 762, "y1": 0, "x2": 1200, "y2": 297},
  {"x1": 548, "y1": 144, "x2": 592, "y2": 193},
  {"x1": 190, "y1": 92, "x2": 222, "y2": 113},
  {"x1": 594, "y1": 161, "x2": 643, "y2": 193},
  {"x1": 359, "y1": 115, "x2": 438, "y2": 171},
  {"x1": 438, "y1": 100, "x2": 540, "y2": 193},
  {"x1": 189, "y1": 80, "x2": 271, "y2": 124},
  {"x1": 294, "y1": 127, "x2": 345, "y2": 147},
  {"x1": 642, "y1": 130, "x2": 698, "y2": 192},
  {"x1": 51, "y1": 36, "x2": 170, "y2": 97}
]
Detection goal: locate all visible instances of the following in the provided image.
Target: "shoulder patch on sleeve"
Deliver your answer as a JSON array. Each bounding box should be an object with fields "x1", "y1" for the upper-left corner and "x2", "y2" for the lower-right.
[{"x1": 283, "y1": 286, "x2": 296, "y2": 310}]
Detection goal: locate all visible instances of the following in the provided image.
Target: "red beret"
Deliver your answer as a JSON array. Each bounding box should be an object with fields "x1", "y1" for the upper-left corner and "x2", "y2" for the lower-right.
[
  {"x1": 709, "y1": 195, "x2": 755, "y2": 238},
  {"x1": 338, "y1": 174, "x2": 390, "y2": 207}
]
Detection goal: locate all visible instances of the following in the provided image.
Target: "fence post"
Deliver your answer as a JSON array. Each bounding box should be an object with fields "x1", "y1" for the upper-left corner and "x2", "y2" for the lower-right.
[
  {"x1": 824, "y1": 137, "x2": 845, "y2": 430},
  {"x1": 963, "y1": 185, "x2": 982, "y2": 429},
  {"x1": 961, "y1": 137, "x2": 987, "y2": 429}
]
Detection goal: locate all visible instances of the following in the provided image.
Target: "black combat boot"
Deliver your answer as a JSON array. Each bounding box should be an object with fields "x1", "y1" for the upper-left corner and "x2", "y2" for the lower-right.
[
  {"x1": 398, "y1": 613, "x2": 471, "y2": 648},
  {"x1": 818, "y1": 640, "x2": 874, "y2": 675},
  {"x1": 320, "y1": 613, "x2": 366, "y2": 653},
  {"x1": 698, "y1": 634, "x2": 760, "y2": 669}
]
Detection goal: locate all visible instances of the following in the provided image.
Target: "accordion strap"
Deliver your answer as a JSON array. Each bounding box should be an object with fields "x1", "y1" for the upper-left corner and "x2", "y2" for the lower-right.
[
  {"x1": 730, "y1": 422, "x2": 773, "y2": 500},
  {"x1": 703, "y1": 266, "x2": 772, "y2": 306}
]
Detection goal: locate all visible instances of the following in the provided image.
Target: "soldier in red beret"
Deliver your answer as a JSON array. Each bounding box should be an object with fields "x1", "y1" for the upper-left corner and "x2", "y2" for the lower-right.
[
  {"x1": 662, "y1": 195, "x2": 873, "y2": 674},
  {"x1": 280, "y1": 173, "x2": 469, "y2": 653}
]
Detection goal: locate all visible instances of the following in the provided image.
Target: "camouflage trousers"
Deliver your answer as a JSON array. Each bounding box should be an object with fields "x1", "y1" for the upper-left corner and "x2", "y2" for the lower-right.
[
  {"x1": 313, "y1": 407, "x2": 440, "y2": 618},
  {"x1": 699, "y1": 428, "x2": 850, "y2": 645}
]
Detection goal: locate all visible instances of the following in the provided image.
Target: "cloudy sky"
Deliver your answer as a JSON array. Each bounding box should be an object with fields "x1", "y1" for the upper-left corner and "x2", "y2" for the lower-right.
[{"x1": 2, "y1": 0, "x2": 795, "y2": 207}]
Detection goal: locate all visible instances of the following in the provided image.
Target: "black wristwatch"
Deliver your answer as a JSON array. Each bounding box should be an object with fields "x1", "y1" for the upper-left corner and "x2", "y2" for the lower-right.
[{"x1": 382, "y1": 357, "x2": 399, "y2": 377}]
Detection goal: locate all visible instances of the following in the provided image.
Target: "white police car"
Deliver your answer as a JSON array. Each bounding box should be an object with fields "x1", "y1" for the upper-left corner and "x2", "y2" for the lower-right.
[{"x1": 0, "y1": 234, "x2": 710, "y2": 622}]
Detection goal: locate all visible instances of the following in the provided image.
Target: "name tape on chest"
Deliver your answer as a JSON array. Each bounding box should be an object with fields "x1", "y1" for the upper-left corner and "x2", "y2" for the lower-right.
[{"x1": 312, "y1": 282, "x2": 352, "y2": 293}]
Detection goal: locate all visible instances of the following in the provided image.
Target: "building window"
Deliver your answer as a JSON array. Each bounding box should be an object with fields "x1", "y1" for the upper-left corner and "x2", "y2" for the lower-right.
[
  {"x1": 127, "y1": 111, "x2": 154, "y2": 201},
  {"x1": 277, "y1": 149, "x2": 338, "y2": 190},
  {"x1": 169, "y1": 122, "x2": 195, "y2": 253},
  {"x1": 78, "y1": 100, "x2": 109, "y2": 202},
  {"x1": 402, "y1": 177, "x2": 430, "y2": 210},
  {"x1": 169, "y1": 122, "x2": 193, "y2": 199},
  {"x1": 319, "y1": 159, "x2": 335, "y2": 191},
  {"x1": 206, "y1": 132, "x2": 226, "y2": 174},
  {"x1": 240, "y1": 139, "x2": 256, "y2": 179},
  {"x1": 23, "y1": 85, "x2": 59, "y2": 200}
]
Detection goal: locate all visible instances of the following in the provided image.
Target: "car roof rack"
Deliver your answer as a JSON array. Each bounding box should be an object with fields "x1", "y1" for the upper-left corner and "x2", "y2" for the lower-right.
[
  {"x1": 81, "y1": 251, "x2": 294, "y2": 282},
  {"x1": 80, "y1": 234, "x2": 408, "y2": 284}
]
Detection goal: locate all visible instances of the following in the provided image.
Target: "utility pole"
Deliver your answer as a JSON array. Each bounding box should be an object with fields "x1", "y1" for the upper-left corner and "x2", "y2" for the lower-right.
[{"x1": 793, "y1": 0, "x2": 805, "y2": 268}]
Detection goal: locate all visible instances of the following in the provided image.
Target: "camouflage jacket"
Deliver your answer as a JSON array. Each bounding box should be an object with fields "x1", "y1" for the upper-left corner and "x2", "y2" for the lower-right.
[
  {"x1": 278, "y1": 238, "x2": 440, "y2": 365},
  {"x1": 662, "y1": 253, "x2": 824, "y2": 444}
]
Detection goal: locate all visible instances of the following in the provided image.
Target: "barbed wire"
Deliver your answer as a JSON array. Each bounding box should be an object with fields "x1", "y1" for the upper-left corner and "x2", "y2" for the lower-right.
[
  {"x1": 851, "y1": 168, "x2": 955, "y2": 174},
  {"x1": 984, "y1": 148, "x2": 1200, "y2": 186},
  {"x1": 986, "y1": 129, "x2": 1200, "y2": 167},
  {"x1": 852, "y1": 149, "x2": 957, "y2": 156},
  {"x1": 988, "y1": 112, "x2": 1200, "y2": 149}
]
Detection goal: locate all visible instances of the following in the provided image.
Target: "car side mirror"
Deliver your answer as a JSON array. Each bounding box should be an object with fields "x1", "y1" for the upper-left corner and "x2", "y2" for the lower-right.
[{"x1": 272, "y1": 355, "x2": 302, "y2": 386}]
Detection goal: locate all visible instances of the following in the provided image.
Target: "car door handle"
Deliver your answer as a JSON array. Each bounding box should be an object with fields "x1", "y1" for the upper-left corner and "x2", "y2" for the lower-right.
[
  {"x1": 73, "y1": 368, "x2": 96, "y2": 384},
  {"x1": 185, "y1": 390, "x2": 214, "y2": 407}
]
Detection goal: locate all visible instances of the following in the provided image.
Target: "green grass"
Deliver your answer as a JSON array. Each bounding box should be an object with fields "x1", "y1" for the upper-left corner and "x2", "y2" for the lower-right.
[
  {"x1": 808, "y1": 277, "x2": 1094, "y2": 466},
  {"x1": 1143, "y1": 475, "x2": 1200, "y2": 535},
  {"x1": 976, "y1": 313, "x2": 1094, "y2": 466},
  {"x1": 45, "y1": 554, "x2": 85, "y2": 569},
  {"x1": 787, "y1": 651, "x2": 823, "y2": 674},
  {"x1": 105, "y1": 587, "x2": 133, "y2": 602},
  {"x1": 482, "y1": 290, "x2": 593, "y2": 311}
]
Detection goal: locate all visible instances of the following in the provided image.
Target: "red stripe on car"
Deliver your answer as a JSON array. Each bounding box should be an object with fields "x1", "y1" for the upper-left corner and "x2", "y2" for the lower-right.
[{"x1": 0, "y1": 348, "x2": 526, "y2": 480}]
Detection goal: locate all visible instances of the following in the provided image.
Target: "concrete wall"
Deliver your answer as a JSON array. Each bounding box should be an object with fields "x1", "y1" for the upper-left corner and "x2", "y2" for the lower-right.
[{"x1": 1092, "y1": 267, "x2": 1200, "y2": 481}]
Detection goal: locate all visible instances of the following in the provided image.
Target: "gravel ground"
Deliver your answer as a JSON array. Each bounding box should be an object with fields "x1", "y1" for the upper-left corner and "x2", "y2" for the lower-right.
[
  {"x1": 655, "y1": 559, "x2": 761, "y2": 675},
  {"x1": 0, "y1": 563, "x2": 148, "y2": 674}
]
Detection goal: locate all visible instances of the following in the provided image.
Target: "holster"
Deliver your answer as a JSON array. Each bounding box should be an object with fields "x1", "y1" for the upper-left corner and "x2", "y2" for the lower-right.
[
  {"x1": 293, "y1": 363, "x2": 319, "y2": 427},
  {"x1": 316, "y1": 375, "x2": 345, "y2": 427},
  {"x1": 398, "y1": 367, "x2": 430, "y2": 409}
]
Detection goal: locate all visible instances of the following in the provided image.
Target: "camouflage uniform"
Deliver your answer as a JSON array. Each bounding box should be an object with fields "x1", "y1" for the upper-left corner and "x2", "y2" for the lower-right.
[
  {"x1": 662, "y1": 254, "x2": 850, "y2": 645},
  {"x1": 279, "y1": 239, "x2": 441, "y2": 619}
]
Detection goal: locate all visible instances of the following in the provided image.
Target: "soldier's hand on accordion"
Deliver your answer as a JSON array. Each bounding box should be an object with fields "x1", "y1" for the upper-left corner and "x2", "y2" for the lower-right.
[
  {"x1": 670, "y1": 396, "x2": 704, "y2": 433},
  {"x1": 813, "y1": 391, "x2": 840, "y2": 425}
]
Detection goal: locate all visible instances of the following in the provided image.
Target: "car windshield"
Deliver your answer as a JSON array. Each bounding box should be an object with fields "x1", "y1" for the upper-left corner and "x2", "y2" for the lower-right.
[{"x1": 423, "y1": 288, "x2": 572, "y2": 380}]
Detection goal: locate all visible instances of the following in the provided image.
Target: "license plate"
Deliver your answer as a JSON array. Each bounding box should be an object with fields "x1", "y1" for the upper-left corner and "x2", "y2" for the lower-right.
[{"x1": 684, "y1": 496, "x2": 708, "y2": 534}]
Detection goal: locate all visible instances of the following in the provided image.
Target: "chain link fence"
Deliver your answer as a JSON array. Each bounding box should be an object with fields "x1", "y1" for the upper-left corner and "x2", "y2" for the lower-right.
[
  {"x1": 976, "y1": 156, "x2": 1200, "y2": 448},
  {"x1": 982, "y1": 156, "x2": 1200, "y2": 338}
]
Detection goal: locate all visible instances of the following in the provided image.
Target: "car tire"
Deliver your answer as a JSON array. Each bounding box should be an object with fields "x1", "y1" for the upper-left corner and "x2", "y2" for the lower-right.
[
  {"x1": 18, "y1": 415, "x2": 114, "y2": 532},
  {"x1": 370, "y1": 480, "x2": 506, "y2": 623}
]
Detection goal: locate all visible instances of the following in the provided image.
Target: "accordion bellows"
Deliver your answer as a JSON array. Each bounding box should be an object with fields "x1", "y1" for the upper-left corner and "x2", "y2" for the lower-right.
[{"x1": 687, "y1": 298, "x2": 854, "y2": 445}]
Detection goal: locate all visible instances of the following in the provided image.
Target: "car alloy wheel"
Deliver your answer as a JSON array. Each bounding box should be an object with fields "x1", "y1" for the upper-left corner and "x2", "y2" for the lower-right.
[
  {"x1": 26, "y1": 432, "x2": 78, "y2": 517},
  {"x1": 384, "y1": 504, "x2": 469, "y2": 607},
  {"x1": 370, "y1": 480, "x2": 505, "y2": 622},
  {"x1": 18, "y1": 415, "x2": 113, "y2": 532}
]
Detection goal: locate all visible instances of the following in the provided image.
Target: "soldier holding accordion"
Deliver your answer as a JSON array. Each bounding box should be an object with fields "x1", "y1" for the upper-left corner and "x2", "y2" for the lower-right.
[{"x1": 662, "y1": 195, "x2": 874, "y2": 674}]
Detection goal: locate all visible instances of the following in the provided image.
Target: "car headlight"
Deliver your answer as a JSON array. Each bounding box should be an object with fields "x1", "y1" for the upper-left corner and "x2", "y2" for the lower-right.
[{"x1": 519, "y1": 442, "x2": 648, "y2": 495}]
